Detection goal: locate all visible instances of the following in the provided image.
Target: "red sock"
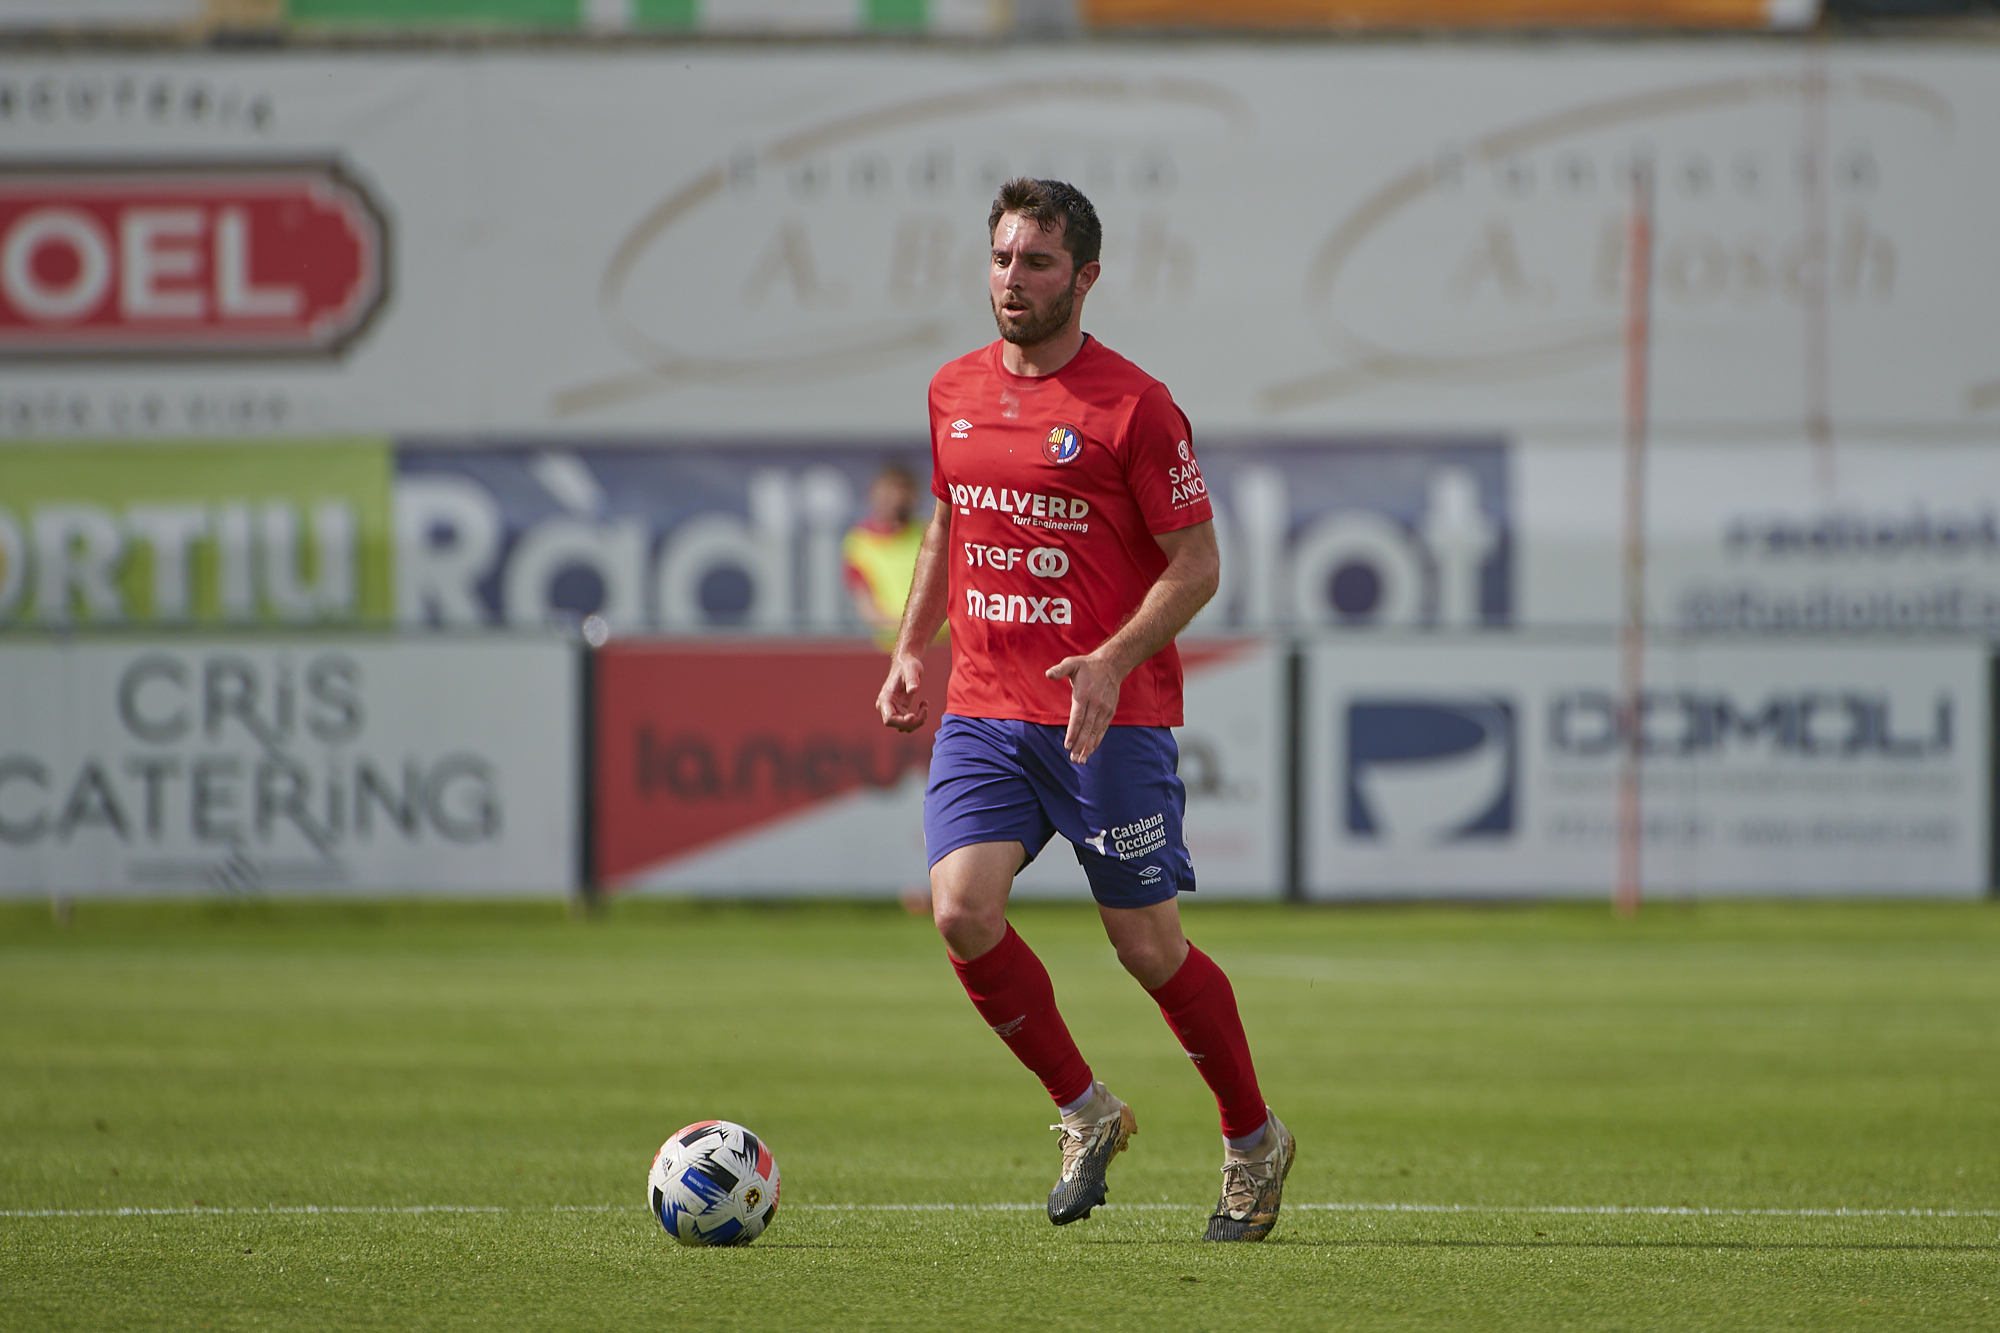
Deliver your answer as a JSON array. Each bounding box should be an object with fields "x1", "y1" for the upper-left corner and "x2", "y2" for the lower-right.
[
  {"x1": 949, "y1": 924, "x2": 1094, "y2": 1108},
  {"x1": 1147, "y1": 944, "x2": 1267, "y2": 1141}
]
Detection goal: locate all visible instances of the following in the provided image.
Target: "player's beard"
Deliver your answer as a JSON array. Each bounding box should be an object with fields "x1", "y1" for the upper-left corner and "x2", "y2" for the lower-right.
[{"x1": 992, "y1": 275, "x2": 1078, "y2": 348}]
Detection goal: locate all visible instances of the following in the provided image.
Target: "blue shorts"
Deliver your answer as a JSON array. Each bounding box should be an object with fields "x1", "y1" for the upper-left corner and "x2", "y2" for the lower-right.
[{"x1": 923, "y1": 713, "x2": 1195, "y2": 909}]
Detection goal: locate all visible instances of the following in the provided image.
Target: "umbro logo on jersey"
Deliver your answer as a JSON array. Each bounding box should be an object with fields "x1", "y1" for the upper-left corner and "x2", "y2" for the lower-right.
[{"x1": 951, "y1": 419, "x2": 973, "y2": 438}]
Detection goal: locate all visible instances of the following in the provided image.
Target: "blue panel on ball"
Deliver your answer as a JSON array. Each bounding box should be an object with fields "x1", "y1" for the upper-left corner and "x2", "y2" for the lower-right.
[
  {"x1": 652, "y1": 1187, "x2": 687, "y2": 1234},
  {"x1": 680, "y1": 1163, "x2": 734, "y2": 1209},
  {"x1": 701, "y1": 1217, "x2": 745, "y2": 1246}
]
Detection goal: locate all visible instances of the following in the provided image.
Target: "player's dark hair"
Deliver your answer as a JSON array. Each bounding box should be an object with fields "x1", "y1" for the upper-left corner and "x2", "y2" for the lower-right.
[{"x1": 988, "y1": 178, "x2": 1102, "y2": 269}]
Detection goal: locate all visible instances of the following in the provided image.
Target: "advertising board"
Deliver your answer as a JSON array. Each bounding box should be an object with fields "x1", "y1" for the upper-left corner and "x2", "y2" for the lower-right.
[
  {"x1": 1519, "y1": 436, "x2": 2000, "y2": 634},
  {"x1": 592, "y1": 639, "x2": 950, "y2": 894},
  {"x1": 0, "y1": 636, "x2": 577, "y2": 895},
  {"x1": 1303, "y1": 638, "x2": 1989, "y2": 897},
  {"x1": 595, "y1": 637, "x2": 1282, "y2": 897},
  {"x1": 394, "y1": 437, "x2": 1504, "y2": 637},
  {"x1": 1192, "y1": 436, "x2": 1508, "y2": 633},
  {"x1": 2, "y1": 47, "x2": 1995, "y2": 446},
  {"x1": 0, "y1": 160, "x2": 388, "y2": 358},
  {"x1": 395, "y1": 442, "x2": 929, "y2": 633},
  {"x1": 0, "y1": 439, "x2": 393, "y2": 627},
  {"x1": 0, "y1": 58, "x2": 472, "y2": 438}
]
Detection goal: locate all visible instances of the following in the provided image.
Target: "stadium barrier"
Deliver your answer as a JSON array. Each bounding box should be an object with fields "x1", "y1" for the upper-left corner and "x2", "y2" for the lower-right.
[
  {"x1": 2, "y1": 627, "x2": 1990, "y2": 900},
  {"x1": 3, "y1": 40, "x2": 1999, "y2": 900},
  {"x1": 583, "y1": 631, "x2": 1990, "y2": 901},
  {"x1": 2, "y1": 429, "x2": 1998, "y2": 898}
]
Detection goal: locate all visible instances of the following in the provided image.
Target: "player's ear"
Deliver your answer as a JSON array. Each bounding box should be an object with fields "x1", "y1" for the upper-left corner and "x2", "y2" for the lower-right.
[{"x1": 1072, "y1": 260, "x2": 1101, "y2": 299}]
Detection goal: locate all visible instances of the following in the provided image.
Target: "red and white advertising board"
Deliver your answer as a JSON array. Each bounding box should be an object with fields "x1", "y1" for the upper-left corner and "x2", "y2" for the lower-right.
[
  {"x1": 593, "y1": 639, "x2": 950, "y2": 895},
  {"x1": 0, "y1": 636, "x2": 576, "y2": 895},
  {"x1": 0, "y1": 162, "x2": 386, "y2": 358},
  {"x1": 595, "y1": 638, "x2": 1283, "y2": 897}
]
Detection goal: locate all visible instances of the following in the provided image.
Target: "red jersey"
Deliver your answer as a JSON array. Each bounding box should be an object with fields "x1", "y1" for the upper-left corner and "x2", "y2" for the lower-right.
[{"x1": 928, "y1": 336, "x2": 1213, "y2": 727}]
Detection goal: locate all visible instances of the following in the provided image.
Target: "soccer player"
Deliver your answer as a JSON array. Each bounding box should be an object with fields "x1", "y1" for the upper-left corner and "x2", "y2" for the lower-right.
[{"x1": 874, "y1": 178, "x2": 1294, "y2": 1242}]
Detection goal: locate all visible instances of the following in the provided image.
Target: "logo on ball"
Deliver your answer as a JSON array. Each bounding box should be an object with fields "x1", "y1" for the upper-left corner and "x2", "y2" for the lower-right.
[
  {"x1": 1026, "y1": 547, "x2": 1069, "y2": 578},
  {"x1": 1044, "y1": 424, "x2": 1082, "y2": 466}
]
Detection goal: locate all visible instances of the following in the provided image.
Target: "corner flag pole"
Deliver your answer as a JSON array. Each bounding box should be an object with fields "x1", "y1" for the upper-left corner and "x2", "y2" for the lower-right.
[{"x1": 1616, "y1": 155, "x2": 1655, "y2": 919}]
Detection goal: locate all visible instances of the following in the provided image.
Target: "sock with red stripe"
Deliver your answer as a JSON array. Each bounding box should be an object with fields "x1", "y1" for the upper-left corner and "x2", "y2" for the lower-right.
[
  {"x1": 1147, "y1": 943, "x2": 1268, "y2": 1142},
  {"x1": 949, "y1": 923, "x2": 1095, "y2": 1108}
]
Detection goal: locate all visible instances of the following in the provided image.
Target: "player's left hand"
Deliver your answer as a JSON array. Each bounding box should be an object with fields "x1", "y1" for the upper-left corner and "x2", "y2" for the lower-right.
[{"x1": 1046, "y1": 653, "x2": 1121, "y2": 763}]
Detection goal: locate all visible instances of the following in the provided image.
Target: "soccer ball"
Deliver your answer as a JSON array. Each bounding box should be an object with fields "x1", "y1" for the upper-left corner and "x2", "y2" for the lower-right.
[{"x1": 646, "y1": 1120, "x2": 781, "y2": 1247}]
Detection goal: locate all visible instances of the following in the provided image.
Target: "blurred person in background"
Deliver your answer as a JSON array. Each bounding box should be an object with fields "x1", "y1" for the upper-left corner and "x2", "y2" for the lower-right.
[
  {"x1": 848, "y1": 464, "x2": 944, "y2": 915},
  {"x1": 874, "y1": 177, "x2": 1294, "y2": 1243},
  {"x1": 844, "y1": 464, "x2": 927, "y2": 648}
]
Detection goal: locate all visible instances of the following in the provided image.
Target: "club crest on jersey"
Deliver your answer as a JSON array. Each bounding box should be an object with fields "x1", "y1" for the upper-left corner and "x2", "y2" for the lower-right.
[{"x1": 1044, "y1": 424, "x2": 1082, "y2": 466}]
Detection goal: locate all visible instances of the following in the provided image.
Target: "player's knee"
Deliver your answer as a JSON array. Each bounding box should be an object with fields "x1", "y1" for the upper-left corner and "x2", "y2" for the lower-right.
[
  {"x1": 932, "y1": 896, "x2": 1006, "y2": 959},
  {"x1": 1111, "y1": 935, "x2": 1181, "y2": 989}
]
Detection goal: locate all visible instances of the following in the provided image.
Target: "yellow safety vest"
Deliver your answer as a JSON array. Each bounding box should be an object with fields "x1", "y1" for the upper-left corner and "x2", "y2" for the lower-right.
[
  {"x1": 848, "y1": 520, "x2": 924, "y2": 640},
  {"x1": 843, "y1": 521, "x2": 925, "y2": 647}
]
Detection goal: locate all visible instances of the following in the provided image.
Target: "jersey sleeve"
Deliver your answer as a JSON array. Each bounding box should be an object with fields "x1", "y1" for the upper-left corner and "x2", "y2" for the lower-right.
[
  {"x1": 1122, "y1": 382, "x2": 1213, "y2": 534},
  {"x1": 927, "y1": 376, "x2": 950, "y2": 502}
]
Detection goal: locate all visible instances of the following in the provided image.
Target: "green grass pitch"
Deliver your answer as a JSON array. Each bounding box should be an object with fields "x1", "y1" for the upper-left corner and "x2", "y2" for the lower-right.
[{"x1": 3, "y1": 896, "x2": 1997, "y2": 1332}]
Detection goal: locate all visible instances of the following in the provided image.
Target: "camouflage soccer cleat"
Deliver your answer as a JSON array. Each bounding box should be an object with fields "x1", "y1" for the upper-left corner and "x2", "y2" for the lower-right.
[
  {"x1": 1046, "y1": 1082, "x2": 1137, "y2": 1226},
  {"x1": 1203, "y1": 1112, "x2": 1295, "y2": 1242}
]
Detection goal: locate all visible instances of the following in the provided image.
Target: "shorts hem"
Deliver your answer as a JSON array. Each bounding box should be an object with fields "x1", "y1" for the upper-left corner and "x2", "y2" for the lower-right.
[
  {"x1": 1086, "y1": 878, "x2": 1181, "y2": 910},
  {"x1": 926, "y1": 830, "x2": 1041, "y2": 872}
]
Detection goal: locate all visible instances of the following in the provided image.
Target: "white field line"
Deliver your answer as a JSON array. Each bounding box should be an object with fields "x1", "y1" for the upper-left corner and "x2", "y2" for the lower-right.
[{"x1": 4, "y1": 1202, "x2": 1997, "y2": 1220}]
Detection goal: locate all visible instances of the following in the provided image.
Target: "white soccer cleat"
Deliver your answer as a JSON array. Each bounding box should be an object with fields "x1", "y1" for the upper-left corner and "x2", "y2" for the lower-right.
[
  {"x1": 1046, "y1": 1081, "x2": 1137, "y2": 1225},
  {"x1": 1203, "y1": 1111, "x2": 1295, "y2": 1242}
]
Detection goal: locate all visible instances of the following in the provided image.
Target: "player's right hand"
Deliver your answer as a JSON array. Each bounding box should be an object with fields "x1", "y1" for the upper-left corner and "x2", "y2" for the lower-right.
[{"x1": 876, "y1": 653, "x2": 929, "y2": 732}]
